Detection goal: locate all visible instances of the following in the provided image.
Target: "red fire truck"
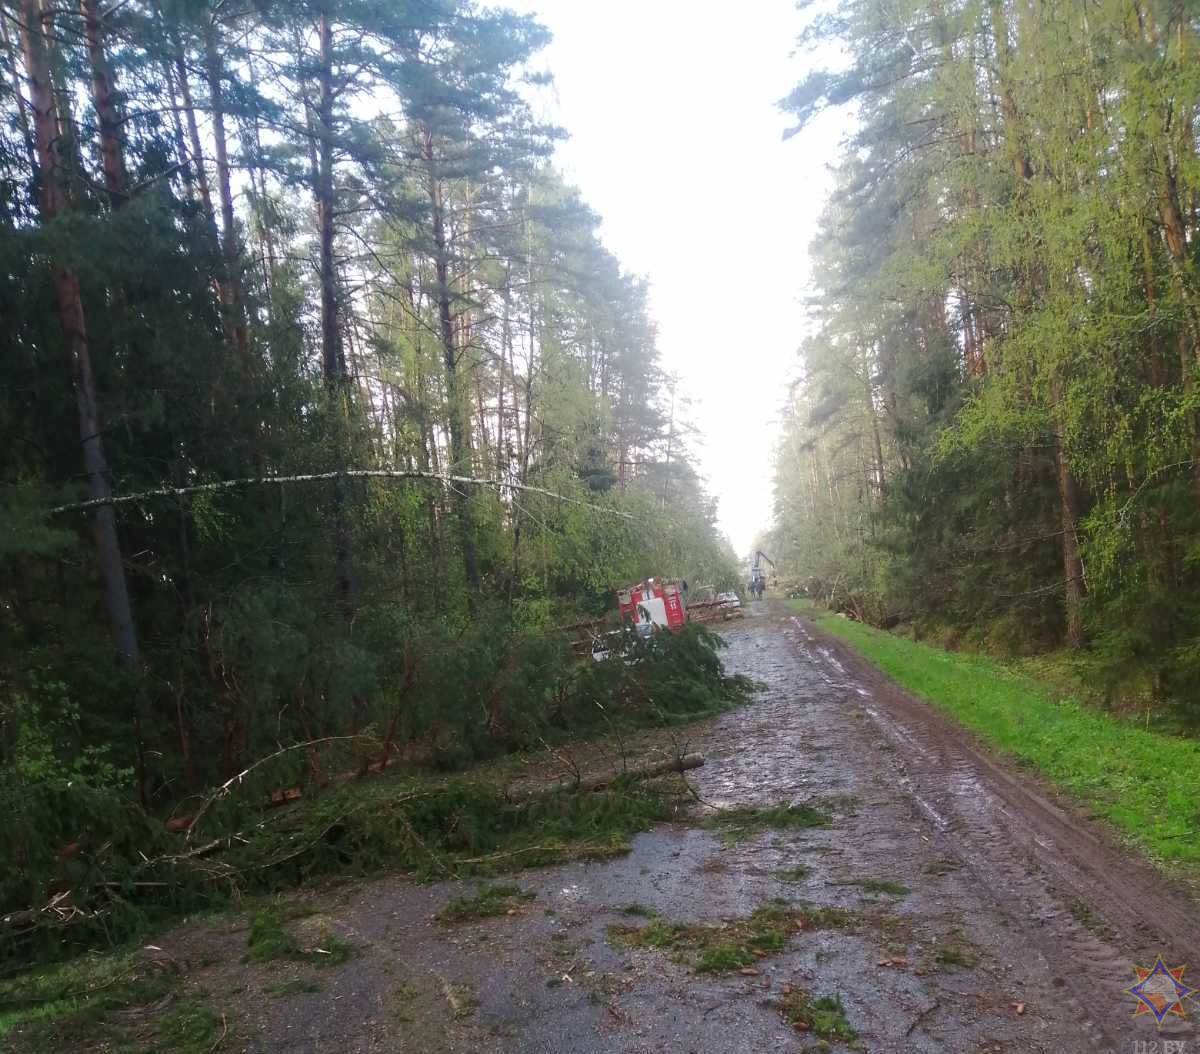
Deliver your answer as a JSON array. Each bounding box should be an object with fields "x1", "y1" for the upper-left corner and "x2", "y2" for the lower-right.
[{"x1": 617, "y1": 579, "x2": 687, "y2": 636}]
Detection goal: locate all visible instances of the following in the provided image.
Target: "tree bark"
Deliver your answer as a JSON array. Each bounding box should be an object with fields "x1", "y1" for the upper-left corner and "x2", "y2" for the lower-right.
[
  {"x1": 0, "y1": 9, "x2": 36, "y2": 170},
  {"x1": 19, "y1": 0, "x2": 139, "y2": 666},
  {"x1": 204, "y1": 17, "x2": 248, "y2": 355},
  {"x1": 171, "y1": 31, "x2": 216, "y2": 227},
  {"x1": 423, "y1": 125, "x2": 481, "y2": 593},
  {"x1": 80, "y1": 0, "x2": 128, "y2": 209},
  {"x1": 1051, "y1": 417, "x2": 1086, "y2": 650},
  {"x1": 316, "y1": 7, "x2": 353, "y2": 616}
]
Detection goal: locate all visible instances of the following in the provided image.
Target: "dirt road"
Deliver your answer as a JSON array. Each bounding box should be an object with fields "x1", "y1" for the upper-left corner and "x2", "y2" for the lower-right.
[{"x1": 169, "y1": 602, "x2": 1199, "y2": 1052}]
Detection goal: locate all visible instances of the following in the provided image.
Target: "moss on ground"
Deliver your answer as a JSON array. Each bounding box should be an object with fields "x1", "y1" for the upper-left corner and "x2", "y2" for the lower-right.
[
  {"x1": 435, "y1": 882, "x2": 535, "y2": 923},
  {"x1": 842, "y1": 877, "x2": 909, "y2": 897},
  {"x1": 779, "y1": 986, "x2": 859, "y2": 1046},
  {"x1": 934, "y1": 928, "x2": 979, "y2": 970}
]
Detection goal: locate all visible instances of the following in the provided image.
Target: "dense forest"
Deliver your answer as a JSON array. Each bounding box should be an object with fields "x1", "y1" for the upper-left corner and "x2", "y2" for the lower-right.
[
  {"x1": 770, "y1": 0, "x2": 1200, "y2": 717},
  {"x1": 0, "y1": 0, "x2": 741, "y2": 916}
]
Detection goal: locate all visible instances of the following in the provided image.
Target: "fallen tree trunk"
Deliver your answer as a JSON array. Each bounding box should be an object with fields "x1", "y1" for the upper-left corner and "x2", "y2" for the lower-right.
[{"x1": 508, "y1": 752, "x2": 704, "y2": 801}]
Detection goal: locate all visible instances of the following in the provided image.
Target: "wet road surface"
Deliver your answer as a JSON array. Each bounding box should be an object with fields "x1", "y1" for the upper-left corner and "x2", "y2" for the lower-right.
[{"x1": 166, "y1": 602, "x2": 1199, "y2": 1053}]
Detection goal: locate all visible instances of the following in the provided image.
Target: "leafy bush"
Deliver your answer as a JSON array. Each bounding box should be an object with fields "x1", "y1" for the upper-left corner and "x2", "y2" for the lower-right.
[{"x1": 0, "y1": 621, "x2": 752, "y2": 967}]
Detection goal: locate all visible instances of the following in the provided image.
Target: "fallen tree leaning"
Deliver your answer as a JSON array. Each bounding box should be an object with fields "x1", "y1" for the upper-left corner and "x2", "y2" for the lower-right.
[{"x1": 507, "y1": 751, "x2": 704, "y2": 801}]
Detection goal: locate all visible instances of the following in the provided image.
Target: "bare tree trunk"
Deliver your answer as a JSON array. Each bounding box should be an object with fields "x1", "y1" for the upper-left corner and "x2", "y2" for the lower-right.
[
  {"x1": 170, "y1": 22, "x2": 235, "y2": 336},
  {"x1": 864, "y1": 362, "x2": 885, "y2": 497},
  {"x1": 19, "y1": 0, "x2": 139, "y2": 669},
  {"x1": 161, "y1": 57, "x2": 195, "y2": 198},
  {"x1": 172, "y1": 32, "x2": 216, "y2": 228},
  {"x1": 1051, "y1": 414, "x2": 1085, "y2": 649},
  {"x1": 0, "y1": 9, "x2": 36, "y2": 170},
  {"x1": 317, "y1": 6, "x2": 353, "y2": 616},
  {"x1": 205, "y1": 18, "x2": 248, "y2": 355},
  {"x1": 246, "y1": 58, "x2": 277, "y2": 301},
  {"x1": 80, "y1": 0, "x2": 128, "y2": 208},
  {"x1": 423, "y1": 126, "x2": 481, "y2": 594},
  {"x1": 496, "y1": 261, "x2": 511, "y2": 480}
]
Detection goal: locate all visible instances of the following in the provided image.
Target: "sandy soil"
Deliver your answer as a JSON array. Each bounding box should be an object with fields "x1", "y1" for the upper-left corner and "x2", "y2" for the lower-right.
[{"x1": 140, "y1": 602, "x2": 1200, "y2": 1052}]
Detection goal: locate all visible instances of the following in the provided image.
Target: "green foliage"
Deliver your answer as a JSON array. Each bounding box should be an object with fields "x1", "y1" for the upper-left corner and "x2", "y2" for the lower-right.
[
  {"x1": 0, "y1": 681, "x2": 165, "y2": 960},
  {"x1": 0, "y1": 0, "x2": 745, "y2": 982},
  {"x1": 229, "y1": 769, "x2": 684, "y2": 889},
  {"x1": 772, "y1": 0, "x2": 1200, "y2": 719}
]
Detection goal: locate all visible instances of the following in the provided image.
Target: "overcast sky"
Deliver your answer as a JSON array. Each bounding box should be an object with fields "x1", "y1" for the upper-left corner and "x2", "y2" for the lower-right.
[{"x1": 522, "y1": 0, "x2": 844, "y2": 556}]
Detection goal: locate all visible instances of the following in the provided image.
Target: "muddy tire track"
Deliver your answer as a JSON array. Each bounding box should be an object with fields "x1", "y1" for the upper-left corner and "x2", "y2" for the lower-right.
[{"x1": 788, "y1": 608, "x2": 1199, "y2": 1050}]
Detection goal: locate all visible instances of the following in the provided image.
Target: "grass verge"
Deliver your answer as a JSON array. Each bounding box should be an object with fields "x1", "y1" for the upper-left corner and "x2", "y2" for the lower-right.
[{"x1": 789, "y1": 601, "x2": 1200, "y2": 866}]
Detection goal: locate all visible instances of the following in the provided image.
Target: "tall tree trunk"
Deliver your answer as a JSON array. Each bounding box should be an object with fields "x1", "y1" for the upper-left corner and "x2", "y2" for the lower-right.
[
  {"x1": 496, "y1": 261, "x2": 512, "y2": 480},
  {"x1": 80, "y1": 0, "x2": 128, "y2": 208},
  {"x1": 246, "y1": 58, "x2": 277, "y2": 301},
  {"x1": 0, "y1": 10, "x2": 36, "y2": 170},
  {"x1": 19, "y1": 0, "x2": 139, "y2": 668},
  {"x1": 1051, "y1": 410, "x2": 1086, "y2": 649},
  {"x1": 204, "y1": 18, "x2": 248, "y2": 355},
  {"x1": 161, "y1": 56, "x2": 195, "y2": 199},
  {"x1": 423, "y1": 126, "x2": 481, "y2": 594},
  {"x1": 170, "y1": 25, "x2": 233, "y2": 329},
  {"x1": 317, "y1": 7, "x2": 353, "y2": 616},
  {"x1": 990, "y1": 0, "x2": 1086, "y2": 645},
  {"x1": 172, "y1": 31, "x2": 216, "y2": 227}
]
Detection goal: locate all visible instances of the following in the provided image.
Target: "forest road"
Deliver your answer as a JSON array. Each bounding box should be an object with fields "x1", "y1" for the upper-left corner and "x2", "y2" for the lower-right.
[{"x1": 169, "y1": 601, "x2": 1200, "y2": 1054}]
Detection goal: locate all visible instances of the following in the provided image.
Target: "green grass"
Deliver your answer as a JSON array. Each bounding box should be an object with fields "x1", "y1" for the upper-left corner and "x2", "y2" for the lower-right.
[
  {"x1": 702, "y1": 801, "x2": 830, "y2": 844},
  {"x1": 246, "y1": 910, "x2": 355, "y2": 967},
  {"x1": 790, "y1": 601, "x2": 1200, "y2": 865},
  {"x1": 843, "y1": 877, "x2": 909, "y2": 897},
  {"x1": 607, "y1": 900, "x2": 853, "y2": 974},
  {"x1": 935, "y1": 946, "x2": 978, "y2": 969},
  {"x1": 434, "y1": 882, "x2": 535, "y2": 923},
  {"x1": 0, "y1": 951, "x2": 224, "y2": 1053},
  {"x1": 779, "y1": 987, "x2": 858, "y2": 1045}
]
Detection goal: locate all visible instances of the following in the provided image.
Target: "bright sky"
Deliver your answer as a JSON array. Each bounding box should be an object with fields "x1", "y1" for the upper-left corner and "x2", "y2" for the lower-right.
[{"x1": 524, "y1": 0, "x2": 844, "y2": 555}]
